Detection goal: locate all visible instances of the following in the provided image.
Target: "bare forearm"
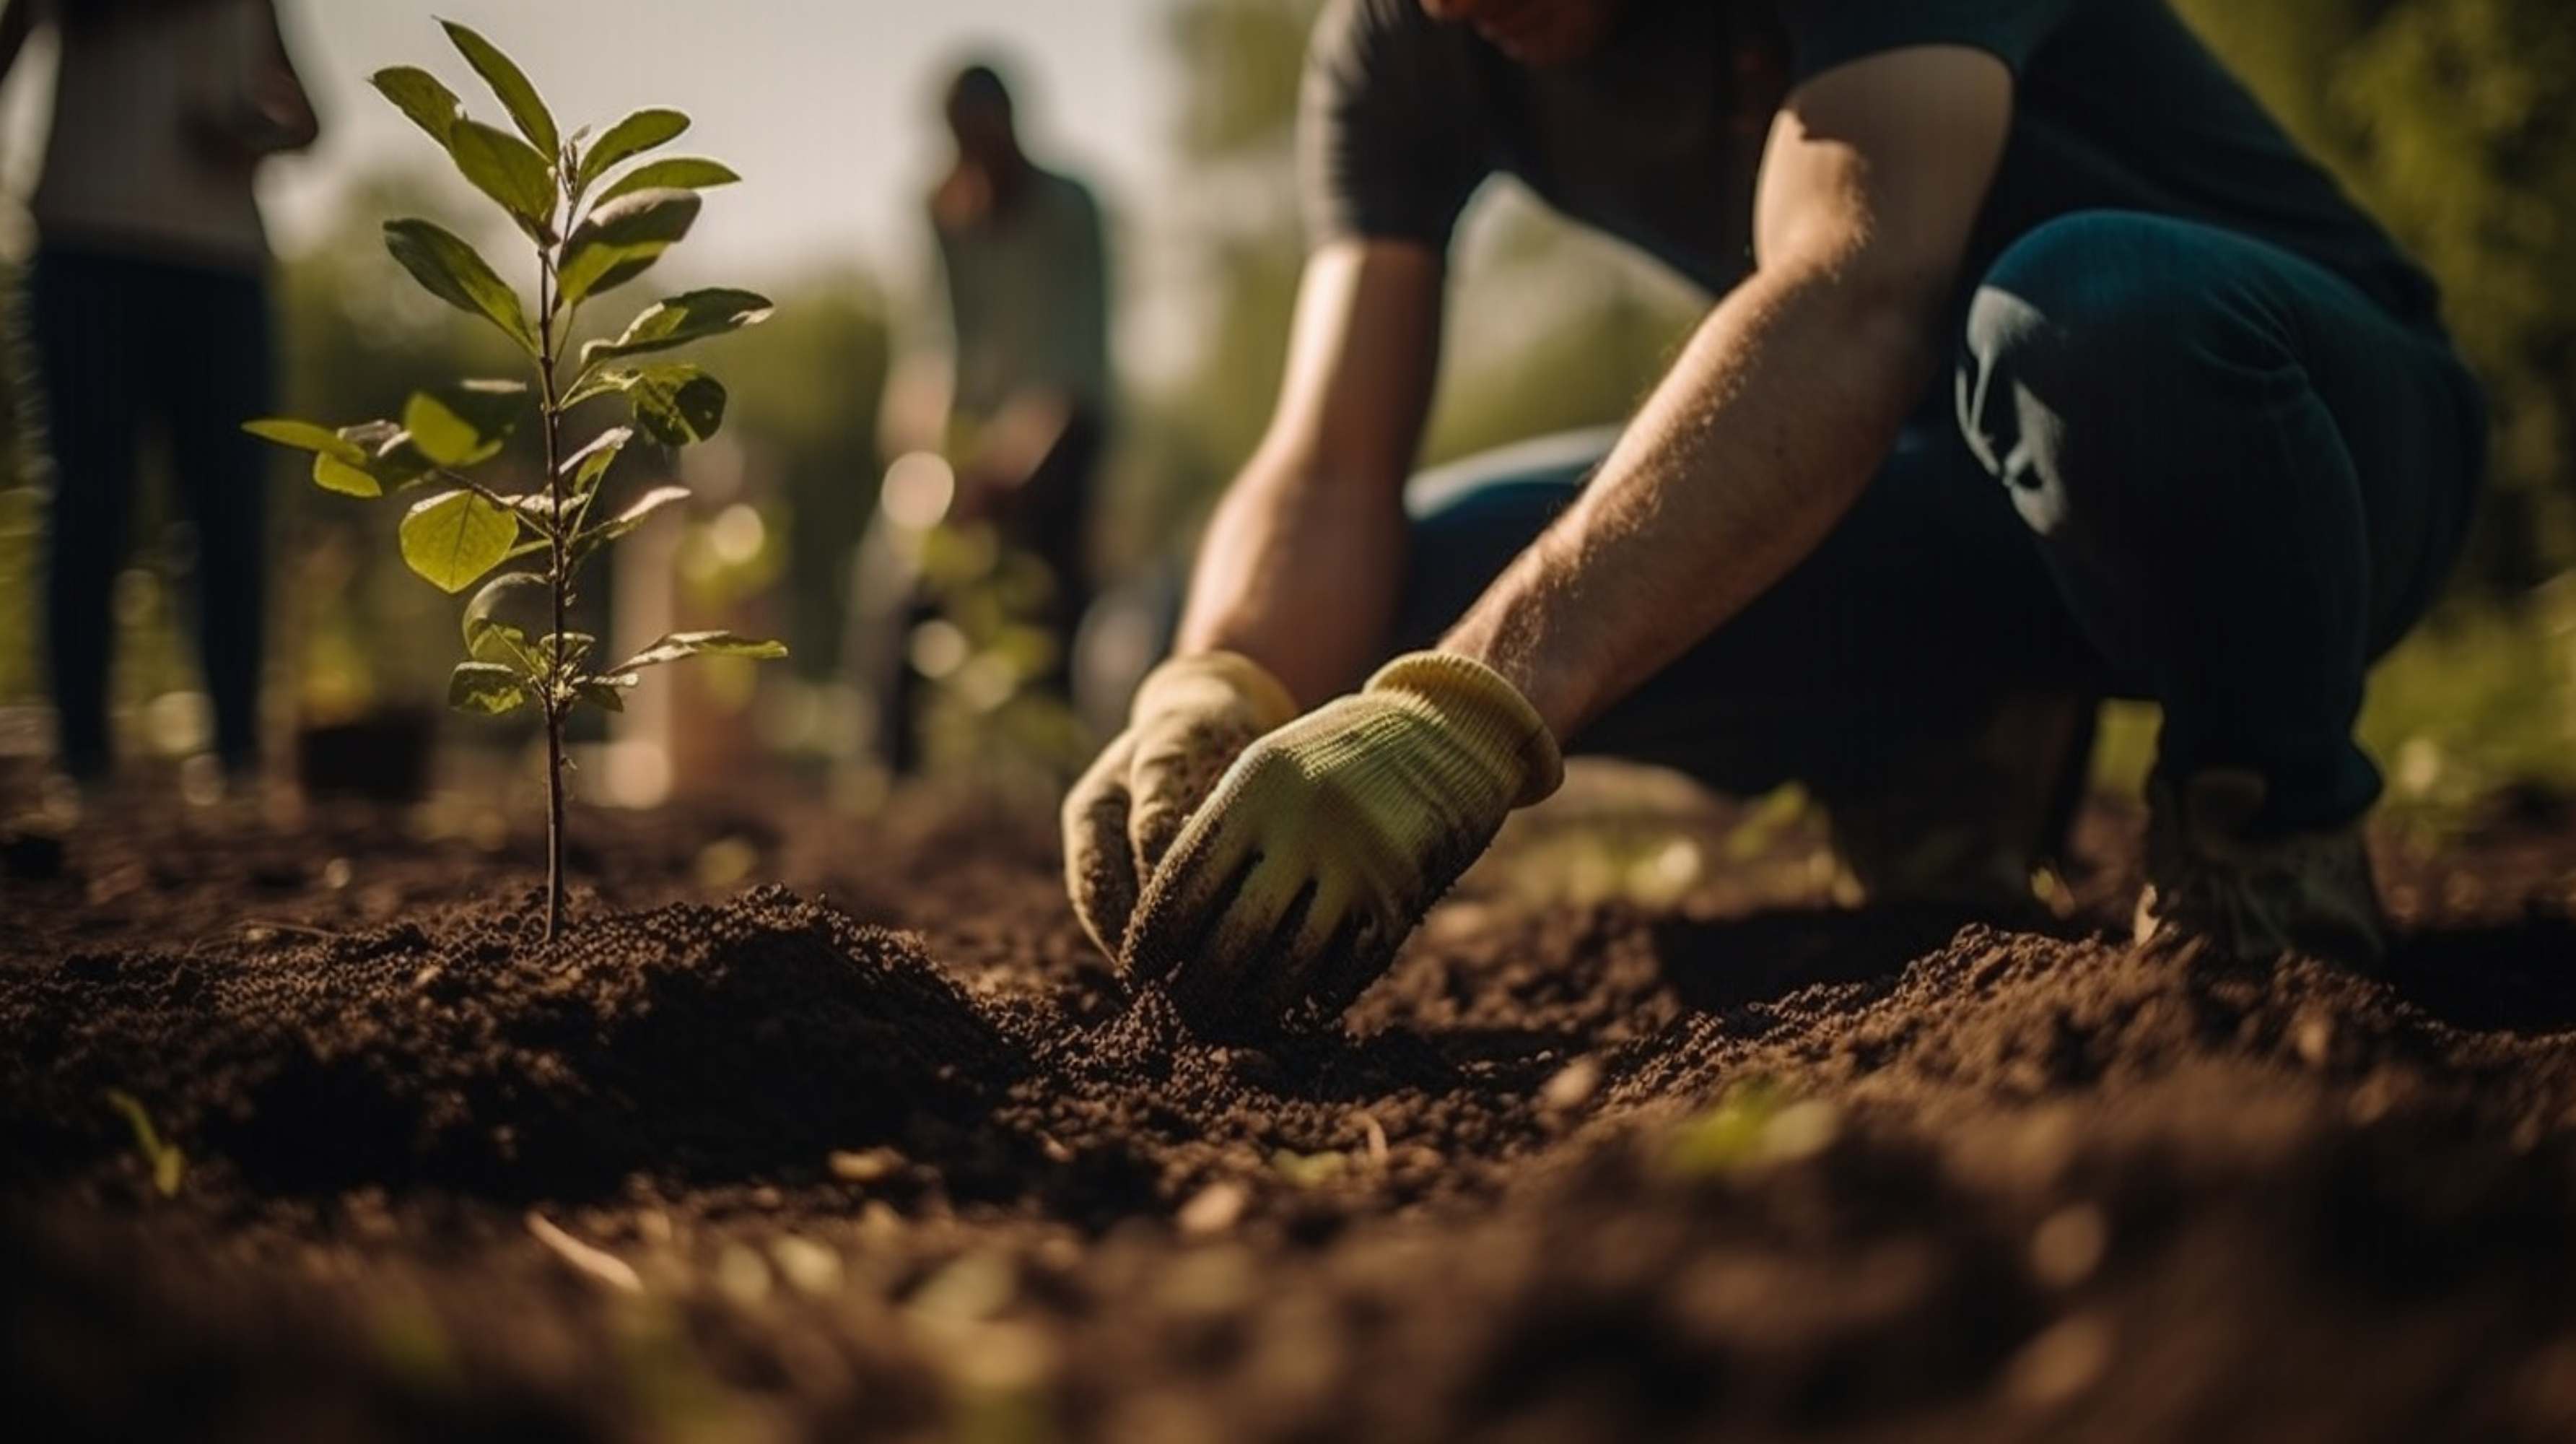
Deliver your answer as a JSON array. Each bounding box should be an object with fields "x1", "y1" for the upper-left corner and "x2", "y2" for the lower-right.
[
  {"x1": 1175, "y1": 453, "x2": 1409, "y2": 709},
  {"x1": 0, "y1": 0, "x2": 35, "y2": 88},
  {"x1": 1442, "y1": 271, "x2": 1941, "y2": 741},
  {"x1": 1171, "y1": 240, "x2": 1441, "y2": 709}
]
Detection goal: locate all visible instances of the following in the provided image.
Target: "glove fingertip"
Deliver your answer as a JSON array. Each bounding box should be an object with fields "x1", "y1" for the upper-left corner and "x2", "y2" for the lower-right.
[
  {"x1": 1129, "y1": 725, "x2": 1260, "y2": 871},
  {"x1": 1066, "y1": 787, "x2": 1141, "y2": 963},
  {"x1": 1117, "y1": 851, "x2": 1209, "y2": 988},
  {"x1": 1304, "y1": 910, "x2": 1405, "y2": 1024},
  {"x1": 1125, "y1": 826, "x2": 1265, "y2": 1002}
]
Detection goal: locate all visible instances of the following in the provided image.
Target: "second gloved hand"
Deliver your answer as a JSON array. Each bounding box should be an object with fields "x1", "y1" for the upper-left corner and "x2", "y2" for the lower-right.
[
  {"x1": 1121, "y1": 651, "x2": 1563, "y2": 1035},
  {"x1": 1062, "y1": 651, "x2": 1301, "y2": 958}
]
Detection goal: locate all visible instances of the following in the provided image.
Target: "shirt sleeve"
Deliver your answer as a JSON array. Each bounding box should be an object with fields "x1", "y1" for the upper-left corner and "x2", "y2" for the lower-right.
[
  {"x1": 1773, "y1": 0, "x2": 2086, "y2": 84},
  {"x1": 1296, "y1": 0, "x2": 1487, "y2": 251}
]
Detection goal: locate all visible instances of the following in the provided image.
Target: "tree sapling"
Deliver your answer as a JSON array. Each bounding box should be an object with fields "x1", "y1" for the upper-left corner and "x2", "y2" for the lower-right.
[{"x1": 251, "y1": 19, "x2": 782, "y2": 940}]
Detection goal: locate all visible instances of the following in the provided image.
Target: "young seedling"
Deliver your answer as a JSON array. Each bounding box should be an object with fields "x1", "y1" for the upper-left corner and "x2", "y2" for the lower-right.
[
  {"x1": 251, "y1": 20, "x2": 781, "y2": 940},
  {"x1": 105, "y1": 1087, "x2": 186, "y2": 1199}
]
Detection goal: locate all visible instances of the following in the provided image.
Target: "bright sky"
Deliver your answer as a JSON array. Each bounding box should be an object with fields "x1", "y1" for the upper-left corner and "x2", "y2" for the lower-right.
[{"x1": 4, "y1": 0, "x2": 1182, "y2": 287}]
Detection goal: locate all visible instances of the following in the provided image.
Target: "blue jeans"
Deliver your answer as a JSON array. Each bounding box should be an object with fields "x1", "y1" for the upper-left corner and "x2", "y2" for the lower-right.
[
  {"x1": 1395, "y1": 212, "x2": 2487, "y2": 832},
  {"x1": 31, "y1": 246, "x2": 278, "y2": 780}
]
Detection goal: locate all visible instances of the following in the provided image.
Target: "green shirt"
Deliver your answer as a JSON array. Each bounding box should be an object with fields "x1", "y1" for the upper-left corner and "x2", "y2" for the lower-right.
[
  {"x1": 936, "y1": 167, "x2": 1112, "y2": 421},
  {"x1": 1301, "y1": 0, "x2": 2440, "y2": 327}
]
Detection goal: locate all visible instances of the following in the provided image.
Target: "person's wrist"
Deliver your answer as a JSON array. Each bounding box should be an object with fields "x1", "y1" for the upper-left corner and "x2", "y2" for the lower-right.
[
  {"x1": 1135, "y1": 650, "x2": 1298, "y2": 731},
  {"x1": 1365, "y1": 651, "x2": 1564, "y2": 807}
]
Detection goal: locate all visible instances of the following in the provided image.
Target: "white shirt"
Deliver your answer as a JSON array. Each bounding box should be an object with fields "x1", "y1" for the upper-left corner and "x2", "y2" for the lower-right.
[{"x1": 29, "y1": 0, "x2": 302, "y2": 270}]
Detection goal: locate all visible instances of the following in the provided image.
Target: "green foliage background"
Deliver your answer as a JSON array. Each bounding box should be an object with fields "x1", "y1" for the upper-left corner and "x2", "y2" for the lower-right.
[{"x1": 2171, "y1": 0, "x2": 2576, "y2": 590}]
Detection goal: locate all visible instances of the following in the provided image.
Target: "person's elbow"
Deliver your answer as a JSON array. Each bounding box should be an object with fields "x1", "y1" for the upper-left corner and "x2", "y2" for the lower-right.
[{"x1": 1768, "y1": 239, "x2": 1957, "y2": 383}]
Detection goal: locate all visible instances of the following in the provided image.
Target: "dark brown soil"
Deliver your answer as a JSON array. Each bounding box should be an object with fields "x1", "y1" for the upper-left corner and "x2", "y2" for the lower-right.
[{"x1": 6, "y1": 760, "x2": 2576, "y2": 1444}]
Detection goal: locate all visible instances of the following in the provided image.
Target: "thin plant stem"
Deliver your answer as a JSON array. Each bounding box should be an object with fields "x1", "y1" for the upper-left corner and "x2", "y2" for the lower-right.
[{"x1": 536, "y1": 201, "x2": 569, "y2": 943}]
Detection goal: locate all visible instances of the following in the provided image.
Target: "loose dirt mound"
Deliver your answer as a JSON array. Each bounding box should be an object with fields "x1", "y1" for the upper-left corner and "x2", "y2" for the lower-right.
[
  {"x1": 1, "y1": 888, "x2": 1016, "y2": 1199},
  {"x1": 4, "y1": 776, "x2": 2576, "y2": 1442}
]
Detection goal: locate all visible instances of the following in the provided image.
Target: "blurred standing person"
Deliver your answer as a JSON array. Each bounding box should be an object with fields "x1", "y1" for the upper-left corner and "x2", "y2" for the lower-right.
[
  {"x1": 0, "y1": 0, "x2": 318, "y2": 804},
  {"x1": 869, "y1": 59, "x2": 1111, "y2": 775}
]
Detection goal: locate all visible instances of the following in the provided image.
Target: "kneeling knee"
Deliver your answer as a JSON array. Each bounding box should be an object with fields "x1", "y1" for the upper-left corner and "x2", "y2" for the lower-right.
[{"x1": 1968, "y1": 212, "x2": 2264, "y2": 400}]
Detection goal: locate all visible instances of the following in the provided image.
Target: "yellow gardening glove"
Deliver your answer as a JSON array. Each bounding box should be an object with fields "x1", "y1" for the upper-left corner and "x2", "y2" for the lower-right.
[
  {"x1": 1121, "y1": 651, "x2": 1563, "y2": 1037},
  {"x1": 1062, "y1": 651, "x2": 1301, "y2": 957}
]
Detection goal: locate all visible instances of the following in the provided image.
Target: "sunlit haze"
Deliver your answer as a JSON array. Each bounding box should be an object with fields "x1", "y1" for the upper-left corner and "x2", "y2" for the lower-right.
[{"x1": 2, "y1": 0, "x2": 1179, "y2": 287}]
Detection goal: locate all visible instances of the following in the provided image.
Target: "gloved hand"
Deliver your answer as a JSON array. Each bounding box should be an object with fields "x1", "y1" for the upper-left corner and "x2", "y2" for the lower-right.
[
  {"x1": 1121, "y1": 651, "x2": 1563, "y2": 1036},
  {"x1": 1062, "y1": 651, "x2": 1301, "y2": 957}
]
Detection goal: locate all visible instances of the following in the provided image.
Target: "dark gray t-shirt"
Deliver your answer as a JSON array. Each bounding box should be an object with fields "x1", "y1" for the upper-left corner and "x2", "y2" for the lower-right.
[{"x1": 1301, "y1": 0, "x2": 2439, "y2": 326}]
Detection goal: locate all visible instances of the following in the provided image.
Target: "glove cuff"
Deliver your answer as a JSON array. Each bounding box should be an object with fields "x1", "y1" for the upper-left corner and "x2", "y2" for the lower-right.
[
  {"x1": 1365, "y1": 651, "x2": 1565, "y2": 808},
  {"x1": 1133, "y1": 650, "x2": 1299, "y2": 732}
]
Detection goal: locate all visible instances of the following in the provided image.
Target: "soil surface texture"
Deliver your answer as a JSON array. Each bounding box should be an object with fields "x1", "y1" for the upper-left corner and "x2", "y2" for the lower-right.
[{"x1": 6, "y1": 760, "x2": 2576, "y2": 1444}]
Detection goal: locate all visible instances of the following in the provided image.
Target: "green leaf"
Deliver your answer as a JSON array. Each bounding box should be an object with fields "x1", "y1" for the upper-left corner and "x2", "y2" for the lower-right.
[
  {"x1": 572, "y1": 484, "x2": 689, "y2": 563},
  {"x1": 634, "y1": 368, "x2": 727, "y2": 445},
  {"x1": 449, "y1": 118, "x2": 556, "y2": 233},
  {"x1": 247, "y1": 417, "x2": 377, "y2": 499},
  {"x1": 400, "y1": 489, "x2": 520, "y2": 593},
  {"x1": 1270, "y1": 1147, "x2": 1349, "y2": 1188},
  {"x1": 465, "y1": 617, "x2": 533, "y2": 670},
  {"x1": 240, "y1": 415, "x2": 347, "y2": 453},
  {"x1": 509, "y1": 492, "x2": 562, "y2": 523},
  {"x1": 441, "y1": 19, "x2": 558, "y2": 159},
  {"x1": 555, "y1": 187, "x2": 699, "y2": 308},
  {"x1": 245, "y1": 417, "x2": 358, "y2": 456},
  {"x1": 576, "y1": 108, "x2": 690, "y2": 194},
  {"x1": 1664, "y1": 1079, "x2": 1837, "y2": 1177},
  {"x1": 538, "y1": 632, "x2": 599, "y2": 671},
  {"x1": 370, "y1": 65, "x2": 464, "y2": 147},
  {"x1": 597, "y1": 156, "x2": 739, "y2": 204},
  {"x1": 575, "y1": 677, "x2": 634, "y2": 713},
  {"x1": 246, "y1": 417, "x2": 424, "y2": 497},
  {"x1": 559, "y1": 425, "x2": 633, "y2": 494},
  {"x1": 339, "y1": 419, "x2": 437, "y2": 493},
  {"x1": 105, "y1": 1089, "x2": 185, "y2": 1199},
  {"x1": 603, "y1": 484, "x2": 691, "y2": 534},
  {"x1": 580, "y1": 288, "x2": 773, "y2": 367},
  {"x1": 462, "y1": 572, "x2": 550, "y2": 668},
  {"x1": 447, "y1": 661, "x2": 532, "y2": 716},
  {"x1": 313, "y1": 454, "x2": 382, "y2": 497},
  {"x1": 403, "y1": 380, "x2": 529, "y2": 468},
  {"x1": 561, "y1": 371, "x2": 619, "y2": 409},
  {"x1": 570, "y1": 364, "x2": 727, "y2": 446},
  {"x1": 383, "y1": 218, "x2": 538, "y2": 356},
  {"x1": 611, "y1": 630, "x2": 787, "y2": 674}
]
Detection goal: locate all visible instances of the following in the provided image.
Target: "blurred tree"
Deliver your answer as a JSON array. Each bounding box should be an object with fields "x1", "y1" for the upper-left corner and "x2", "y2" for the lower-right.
[
  {"x1": 699, "y1": 268, "x2": 890, "y2": 687},
  {"x1": 2175, "y1": 0, "x2": 2576, "y2": 588},
  {"x1": 1120, "y1": 0, "x2": 1317, "y2": 561}
]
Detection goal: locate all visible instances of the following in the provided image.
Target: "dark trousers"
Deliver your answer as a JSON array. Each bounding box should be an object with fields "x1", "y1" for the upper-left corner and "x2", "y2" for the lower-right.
[
  {"x1": 1396, "y1": 212, "x2": 2487, "y2": 832},
  {"x1": 32, "y1": 245, "x2": 277, "y2": 780}
]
